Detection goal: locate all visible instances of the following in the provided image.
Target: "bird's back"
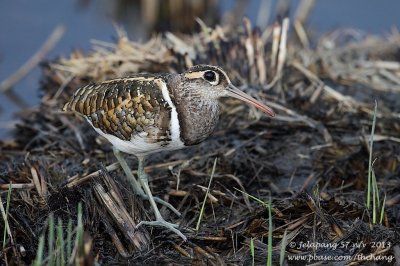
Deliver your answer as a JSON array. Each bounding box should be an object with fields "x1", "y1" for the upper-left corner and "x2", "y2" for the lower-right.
[{"x1": 63, "y1": 74, "x2": 185, "y2": 156}]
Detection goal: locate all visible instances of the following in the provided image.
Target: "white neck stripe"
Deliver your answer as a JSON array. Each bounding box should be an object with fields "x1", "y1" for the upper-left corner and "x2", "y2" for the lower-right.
[{"x1": 160, "y1": 82, "x2": 181, "y2": 143}]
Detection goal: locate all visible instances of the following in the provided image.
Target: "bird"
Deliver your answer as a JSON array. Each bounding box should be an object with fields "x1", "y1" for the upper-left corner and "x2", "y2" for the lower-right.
[{"x1": 63, "y1": 65, "x2": 275, "y2": 241}]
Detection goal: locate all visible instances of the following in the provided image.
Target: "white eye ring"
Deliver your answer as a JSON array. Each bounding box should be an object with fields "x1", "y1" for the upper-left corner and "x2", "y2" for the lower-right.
[{"x1": 203, "y1": 70, "x2": 219, "y2": 85}]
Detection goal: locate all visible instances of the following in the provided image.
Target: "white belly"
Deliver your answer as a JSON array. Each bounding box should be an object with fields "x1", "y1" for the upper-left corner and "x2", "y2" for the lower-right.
[{"x1": 92, "y1": 125, "x2": 185, "y2": 157}]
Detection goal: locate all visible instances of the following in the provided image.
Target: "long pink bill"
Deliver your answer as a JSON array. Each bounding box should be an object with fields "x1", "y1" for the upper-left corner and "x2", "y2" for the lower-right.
[{"x1": 226, "y1": 85, "x2": 275, "y2": 117}]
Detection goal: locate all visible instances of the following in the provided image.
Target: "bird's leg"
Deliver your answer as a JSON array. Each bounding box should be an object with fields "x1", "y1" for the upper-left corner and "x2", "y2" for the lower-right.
[
  {"x1": 136, "y1": 156, "x2": 187, "y2": 241},
  {"x1": 113, "y1": 147, "x2": 181, "y2": 216},
  {"x1": 113, "y1": 147, "x2": 145, "y2": 197}
]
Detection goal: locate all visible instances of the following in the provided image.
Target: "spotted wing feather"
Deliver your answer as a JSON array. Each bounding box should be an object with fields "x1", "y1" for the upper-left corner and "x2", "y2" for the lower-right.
[{"x1": 63, "y1": 76, "x2": 172, "y2": 143}]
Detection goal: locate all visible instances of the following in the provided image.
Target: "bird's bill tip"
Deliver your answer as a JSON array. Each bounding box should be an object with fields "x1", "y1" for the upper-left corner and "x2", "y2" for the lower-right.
[{"x1": 226, "y1": 85, "x2": 275, "y2": 117}]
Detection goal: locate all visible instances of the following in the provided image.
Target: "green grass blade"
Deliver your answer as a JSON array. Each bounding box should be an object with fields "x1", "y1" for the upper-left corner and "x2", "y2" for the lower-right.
[
  {"x1": 371, "y1": 169, "x2": 382, "y2": 225},
  {"x1": 48, "y1": 214, "x2": 55, "y2": 266},
  {"x1": 233, "y1": 188, "x2": 273, "y2": 265},
  {"x1": 313, "y1": 184, "x2": 320, "y2": 208},
  {"x1": 33, "y1": 207, "x2": 81, "y2": 265},
  {"x1": 250, "y1": 237, "x2": 255, "y2": 266},
  {"x1": 233, "y1": 188, "x2": 270, "y2": 209},
  {"x1": 370, "y1": 157, "x2": 380, "y2": 211},
  {"x1": 74, "y1": 202, "x2": 84, "y2": 261},
  {"x1": 33, "y1": 235, "x2": 45, "y2": 266},
  {"x1": 196, "y1": 158, "x2": 217, "y2": 231},
  {"x1": 56, "y1": 218, "x2": 65, "y2": 266},
  {"x1": 279, "y1": 230, "x2": 288, "y2": 266},
  {"x1": 366, "y1": 100, "x2": 377, "y2": 209},
  {"x1": 373, "y1": 169, "x2": 380, "y2": 209},
  {"x1": 66, "y1": 219, "x2": 72, "y2": 259},
  {"x1": 372, "y1": 170, "x2": 376, "y2": 224},
  {"x1": 267, "y1": 196, "x2": 273, "y2": 266},
  {"x1": 380, "y1": 194, "x2": 386, "y2": 224}
]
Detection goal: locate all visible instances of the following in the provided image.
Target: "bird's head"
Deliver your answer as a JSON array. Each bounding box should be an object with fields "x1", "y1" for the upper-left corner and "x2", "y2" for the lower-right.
[{"x1": 180, "y1": 65, "x2": 275, "y2": 117}]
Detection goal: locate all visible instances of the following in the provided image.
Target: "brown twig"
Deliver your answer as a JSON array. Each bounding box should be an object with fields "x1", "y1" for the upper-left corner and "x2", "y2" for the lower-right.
[
  {"x1": 295, "y1": 0, "x2": 316, "y2": 24},
  {"x1": 0, "y1": 183, "x2": 34, "y2": 190}
]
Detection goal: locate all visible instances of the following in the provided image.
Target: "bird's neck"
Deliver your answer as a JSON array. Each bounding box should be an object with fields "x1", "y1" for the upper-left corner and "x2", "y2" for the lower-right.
[{"x1": 168, "y1": 75, "x2": 220, "y2": 146}]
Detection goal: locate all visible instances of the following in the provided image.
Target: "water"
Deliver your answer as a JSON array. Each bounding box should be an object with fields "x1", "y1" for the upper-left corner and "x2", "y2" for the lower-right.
[{"x1": 1, "y1": 0, "x2": 399, "y2": 139}]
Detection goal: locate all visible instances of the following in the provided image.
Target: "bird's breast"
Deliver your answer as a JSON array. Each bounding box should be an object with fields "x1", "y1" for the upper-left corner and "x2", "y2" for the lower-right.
[{"x1": 175, "y1": 100, "x2": 220, "y2": 146}]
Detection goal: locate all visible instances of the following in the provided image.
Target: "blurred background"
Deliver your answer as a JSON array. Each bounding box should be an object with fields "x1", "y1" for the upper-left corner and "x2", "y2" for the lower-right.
[{"x1": 1, "y1": 0, "x2": 400, "y2": 139}]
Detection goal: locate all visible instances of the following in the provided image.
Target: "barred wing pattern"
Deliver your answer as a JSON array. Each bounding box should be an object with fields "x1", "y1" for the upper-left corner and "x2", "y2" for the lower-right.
[{"x1": 63, "y1": 75, "x2": 173, "y2": 144}]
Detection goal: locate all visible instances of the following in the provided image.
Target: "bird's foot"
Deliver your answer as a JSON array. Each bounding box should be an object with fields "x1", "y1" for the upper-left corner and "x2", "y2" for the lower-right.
[
  {"x1": 135, "y1": 193, "x2": 181, "y2": 217},
  {"x1": 137, "y1": 218, "x2": 187, "y2": 241},
  {"x1": 153, "y1": 196, "x2": 181, "y2": 217}
]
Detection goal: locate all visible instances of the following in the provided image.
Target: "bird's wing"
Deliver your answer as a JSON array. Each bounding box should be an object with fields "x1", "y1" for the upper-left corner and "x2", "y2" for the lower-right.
[{"x1": 63, "y1": 76, "x2": 173, "y2": 142}]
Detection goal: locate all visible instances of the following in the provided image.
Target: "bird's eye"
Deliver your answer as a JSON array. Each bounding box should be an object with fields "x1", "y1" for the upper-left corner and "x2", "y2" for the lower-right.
[{"x1": 203, "y1": 71, "x2": 217, "y2": 82}]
